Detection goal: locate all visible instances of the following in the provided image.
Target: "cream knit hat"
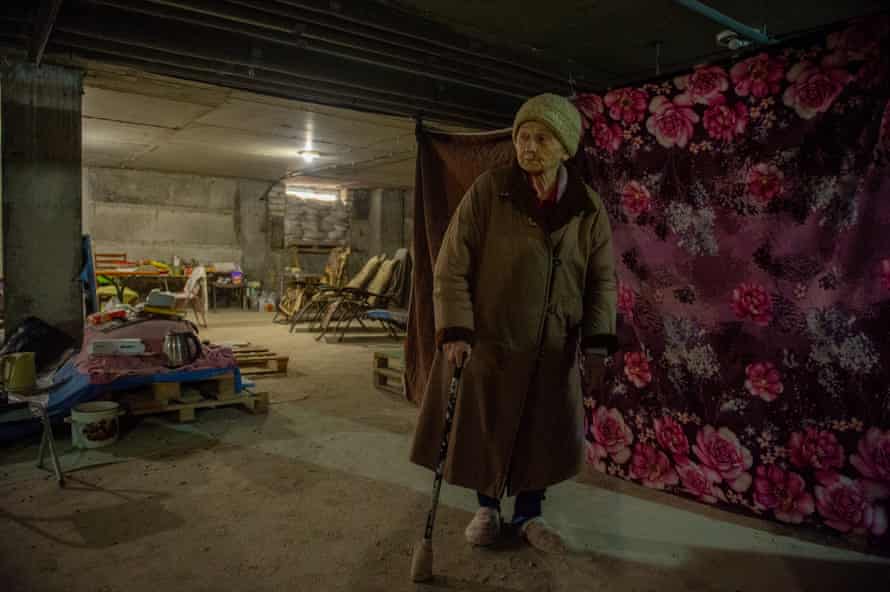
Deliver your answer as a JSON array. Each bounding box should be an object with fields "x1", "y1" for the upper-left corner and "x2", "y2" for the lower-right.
[{"x1": 512, "y1": 93, "x2": 583, "y2": 157}]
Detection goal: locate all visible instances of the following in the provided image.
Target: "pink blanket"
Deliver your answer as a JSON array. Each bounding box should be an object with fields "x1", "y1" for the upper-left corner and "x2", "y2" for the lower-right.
[{"x1": 76, "y1": 319, "x2": 236, "y2": 385}]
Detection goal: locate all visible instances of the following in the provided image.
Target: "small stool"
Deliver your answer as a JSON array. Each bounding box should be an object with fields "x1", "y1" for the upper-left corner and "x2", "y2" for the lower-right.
[{"x1": 1, "y1": 392, "x2": 65, "y2": 487}]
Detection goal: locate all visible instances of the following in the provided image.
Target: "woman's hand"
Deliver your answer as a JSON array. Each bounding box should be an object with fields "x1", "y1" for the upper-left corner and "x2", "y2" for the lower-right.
[
  {"x1": 443, "y1": 341, "x2": 472, "y2": 368},
  {"x1": 582, "y1": 352, "x2": 606, "y2": 397}
]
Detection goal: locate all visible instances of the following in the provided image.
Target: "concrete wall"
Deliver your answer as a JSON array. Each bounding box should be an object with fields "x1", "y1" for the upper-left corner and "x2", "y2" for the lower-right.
[
  {"x1": 80, "y1": 166, "x2": 410, "y2": 298},
  {"x1": 83, "y1": 168, "x2": 270, "y2": 279}
]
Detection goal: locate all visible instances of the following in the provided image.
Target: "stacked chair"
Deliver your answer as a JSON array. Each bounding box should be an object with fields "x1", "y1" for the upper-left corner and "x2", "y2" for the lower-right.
[
  {"x1": 288, "y1": 253, "x2": 384, "y2": 333},
  {"x1": 313, "y1": 248, "x2": 412, "y2": 342},
  {"x1": 364, "y1": 249, "x2": 412, "y2": 339},
  {"x1": 276, "y1": 247, "x2": 351, "y2": 324}
]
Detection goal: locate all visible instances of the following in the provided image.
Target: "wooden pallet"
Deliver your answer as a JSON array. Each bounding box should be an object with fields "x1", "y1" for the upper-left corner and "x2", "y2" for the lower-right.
[
  {"x1": 130, "y1": 391, "x2": 269, "y2": 423},
  {"x1": 151, "y1": 372, "x2": 237, "y2": 404},
  {"x1": 115, "y1": 370, "x2": 269, "y2": 423},
  {"x1": 229, "y1": 346, "x2": 267, "y2": 354},
  {"x1": 233, "y1": 347, "x2": 289, "y2": 377},
  {"x1": 373, "y1": 350, "x2": 404, "y2": 396}
]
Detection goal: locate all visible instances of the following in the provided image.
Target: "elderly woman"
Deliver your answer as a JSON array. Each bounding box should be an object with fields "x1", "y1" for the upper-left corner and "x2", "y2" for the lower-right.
[{"x1": 410, "y1": 93, "x2": 617, "y2": 552}]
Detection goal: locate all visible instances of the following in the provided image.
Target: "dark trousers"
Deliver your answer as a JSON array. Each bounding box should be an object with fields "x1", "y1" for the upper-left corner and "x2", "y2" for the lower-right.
[{"x1": 477, "y1": 490, "x2": 546, "y2": 525}]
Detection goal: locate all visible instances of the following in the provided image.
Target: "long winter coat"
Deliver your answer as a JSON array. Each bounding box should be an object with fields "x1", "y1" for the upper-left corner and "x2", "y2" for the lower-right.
[{"x1": 409, "y1": 161, "x2": 617, "y2": 498}]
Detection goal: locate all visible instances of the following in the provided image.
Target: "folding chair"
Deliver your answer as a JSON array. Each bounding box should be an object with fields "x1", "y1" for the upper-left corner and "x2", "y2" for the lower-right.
[
  {"x1": 289, "y1": 254, "x2": 384, "y2": 332},
  {"x1": 316, "y1": 250, "x2": 410, "y2": 342}
]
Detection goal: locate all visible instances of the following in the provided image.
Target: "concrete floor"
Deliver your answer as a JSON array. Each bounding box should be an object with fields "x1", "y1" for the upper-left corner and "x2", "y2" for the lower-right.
[{"x1": 1, "y1": 311, "x2": 888, "y2": 591}]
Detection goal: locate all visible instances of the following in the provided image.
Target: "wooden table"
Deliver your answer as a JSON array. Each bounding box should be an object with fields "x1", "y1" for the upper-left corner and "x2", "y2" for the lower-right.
[
  {"x1": 95, "y1": 270, "x2": 208, "y2": 311},
  {"x1": 210, "y1": 282, "x2": 247, "y2": 310},
  {"x1": 96, "y1": 270, "x2": 182, "y2": 301}
]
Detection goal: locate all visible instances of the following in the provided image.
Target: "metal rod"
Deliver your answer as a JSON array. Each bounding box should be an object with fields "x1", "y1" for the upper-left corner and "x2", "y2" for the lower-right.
[
  {"x1": 147, "y1": 0, "x2": 295, "y2": 32},
  {"x1": 672, "y1": 0, "x2": 774, "y2": 45},
  {"x1": 54, "y1": 19, "x2": 507, "y2": 120},
  {"x1": 29, "y1": 0, "x2": 64, "y2": 65},
  {"x1": 228, "y1": 0, "x2": 575, "y2": 92},
  {"x1": 88, "y1": 0, "x2": 312, "y2": 51},
  {"x1": 45, "y1": 39, "x2": 508, "y2": 128},
  {"x1": 268, "y1": 0, "x2": 602, "y2": 87},
  {"x1": 129, "y1": 0, "x2": 535, "y2": 99},
  {"x1": 69, "y1": 3, "x2": 517, "y2": 115},
  {"x1": 52, "y1": 27, "x2": 507, "y2": 123}
]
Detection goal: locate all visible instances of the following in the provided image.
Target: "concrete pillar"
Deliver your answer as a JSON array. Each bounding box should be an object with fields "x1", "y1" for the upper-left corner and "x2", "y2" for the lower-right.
[
  {"x1": 2, "y1": 63, "x2": 84, "y2": 341},
  {"x1": 369, "y1": 188, "x2": 405, "y2": 257},
  {"x1": 236, "y1": 179, "x2": 271, "y2": 281},
  {"x1": 347, "y1": 188, "x2": 372, "y2": 278}
]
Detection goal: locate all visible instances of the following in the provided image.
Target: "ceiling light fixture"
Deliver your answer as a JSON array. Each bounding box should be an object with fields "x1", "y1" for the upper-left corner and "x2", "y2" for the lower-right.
[{"x1": 299, "y1": 150, "x2": 320, "y2": 163}]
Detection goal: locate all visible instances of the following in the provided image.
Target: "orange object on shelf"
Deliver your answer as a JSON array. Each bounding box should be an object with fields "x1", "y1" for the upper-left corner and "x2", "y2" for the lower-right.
[{"x1": 87, "y1": 309, "x2": 128, "y2": 325}]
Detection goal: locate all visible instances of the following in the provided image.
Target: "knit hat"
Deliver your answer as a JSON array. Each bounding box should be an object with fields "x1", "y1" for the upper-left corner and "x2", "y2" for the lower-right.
[{"x1": 512, "y1": 93, "x2": 583, "y2": 157}]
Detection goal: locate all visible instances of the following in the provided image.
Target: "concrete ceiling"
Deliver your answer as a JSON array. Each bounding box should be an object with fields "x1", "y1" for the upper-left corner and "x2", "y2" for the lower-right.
[
  {"x1": 390, "y1": 0, "x2": 886, "y2": 86},
  {"x1": 5, "y1": 0, "x2": 885, "y2": 188},
  {"x1": 82, "y1": 63, "x2": 422, "y2": 187},
  {"x1": 4, "y1": 0, "x2": 884, "y2": 132}
]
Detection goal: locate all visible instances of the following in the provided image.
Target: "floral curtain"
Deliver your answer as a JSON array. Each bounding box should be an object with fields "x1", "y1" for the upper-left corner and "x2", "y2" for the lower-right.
[{"x1": 576, "y1": 16, "x2": 890, "y2": 554}]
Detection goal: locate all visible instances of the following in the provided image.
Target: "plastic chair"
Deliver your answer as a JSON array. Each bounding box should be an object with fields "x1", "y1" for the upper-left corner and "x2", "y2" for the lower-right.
[{"x1": 174, "y1": 266, "x2": 207, "y2": 327}]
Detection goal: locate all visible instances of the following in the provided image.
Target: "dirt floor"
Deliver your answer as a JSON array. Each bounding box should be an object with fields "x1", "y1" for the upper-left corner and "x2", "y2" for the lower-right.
[{"x1": 2, "y1": 311, "x2": 889, "y2": 591}]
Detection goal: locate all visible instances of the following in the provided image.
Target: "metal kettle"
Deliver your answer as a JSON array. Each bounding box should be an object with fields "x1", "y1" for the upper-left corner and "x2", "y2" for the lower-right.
[{"x1": 162, "y1": 331, "x2": 202, "y2": 368}]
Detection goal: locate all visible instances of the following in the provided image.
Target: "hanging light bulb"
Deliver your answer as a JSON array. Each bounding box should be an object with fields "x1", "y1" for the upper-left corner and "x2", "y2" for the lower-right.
[{"x1": 299, "y1": 150, "x2": 320, "y2": 163}]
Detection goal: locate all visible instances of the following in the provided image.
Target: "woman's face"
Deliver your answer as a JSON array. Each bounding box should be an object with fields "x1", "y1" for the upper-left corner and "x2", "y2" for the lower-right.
[{"x1": 515, "y1": 121, "x2": 568, "y2": 175}]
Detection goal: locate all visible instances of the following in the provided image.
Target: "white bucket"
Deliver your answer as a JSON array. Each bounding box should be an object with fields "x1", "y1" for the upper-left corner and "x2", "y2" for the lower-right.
[{"x1": 70, "y1": 401, "x2": 123, "y2": 449}]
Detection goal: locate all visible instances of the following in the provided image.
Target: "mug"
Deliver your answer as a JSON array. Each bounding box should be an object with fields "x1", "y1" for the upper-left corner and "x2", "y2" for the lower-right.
[{"x1": 1, "y1": 352, "x2": 37, "y2": 394}]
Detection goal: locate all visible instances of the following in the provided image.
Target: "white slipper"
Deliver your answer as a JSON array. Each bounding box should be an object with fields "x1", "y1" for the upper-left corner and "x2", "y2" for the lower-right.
[
  {"x1": 520, "y1": 517, "x2": 569, "y2": 554},
  {"x1": 464, "y1": 507, "x2": 501, "y2": 546}
]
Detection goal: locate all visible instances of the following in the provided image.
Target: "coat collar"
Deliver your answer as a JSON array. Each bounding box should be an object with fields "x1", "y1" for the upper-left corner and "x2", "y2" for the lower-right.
[{"x1": 500, "y1": 160, "x2": 594, "y2": 232}]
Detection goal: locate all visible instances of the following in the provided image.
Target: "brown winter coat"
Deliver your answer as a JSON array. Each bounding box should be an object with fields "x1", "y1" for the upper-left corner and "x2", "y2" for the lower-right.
[{"x1": 409, "y1": 161, "x2": 617, "y2": 498}]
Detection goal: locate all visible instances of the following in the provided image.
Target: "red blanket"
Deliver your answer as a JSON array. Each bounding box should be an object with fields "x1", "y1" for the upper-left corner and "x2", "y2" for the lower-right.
[{"x1": 76, "y1": 319, "x2": 235, "y2": 385}]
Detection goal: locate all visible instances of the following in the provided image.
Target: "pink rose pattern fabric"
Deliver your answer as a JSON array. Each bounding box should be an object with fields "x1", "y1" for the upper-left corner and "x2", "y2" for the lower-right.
[
  {"x1": 629, "y1": 443, "x2": 679, "y2": 490},
  {"x1": 850, "y1": 428, "x2": 890, "y2": 500},
  {"x1": 753, "y1": 465, "x2": 815, "y2": 524},
  {"x1": 783, "y1": 60, "x2": 853, "y2": 120},
  {"x1": 646, "y1": 95, "x2": 699, "y2": 148},
  {"x1": 880, "y1": 259, "x2": 890, "y2": 291},
  {"x1": 731, "y1": 53, "x2": 786, "y2": 98},
  {"x1": 744, "y1": 362, "x2": 784, "y2": 402},
  {"x1": 590, "y1": 406, "x2": 634, "y2": 465},
  {"x1": 591, "y1": 116, "x2": 624, "y2": 153},
  {"x1": 675, "y1": 66, "x2": 730, "y2": 106},
  {"x1": 620, "y1": 181, "x2": 653, "y2": 217},
  {"x1": 605, "y1": 88, "x2": 649, "y2": 124},
  {"x1": 730, "y1": 283, "x2": 773, "y2": 326},
  {"x1": 815, "y1": 473, "x2": 887, "y2": 536},
  {"x1": 623, "y1": 352, "x2": 652, "y2": 388},
  {"x1": 576, "y1": 19, "x2": 890, "y2": 554},
  {"x1": 693, "y1": 426, "x2": 754, "y2": 492},
  {"x1": 788, "y1": 428, "x2": 845, "y2": 479},
  {"x1": 617, "y1": 282, "x2": 636, "y2": 320},
  {"x1": 576, "y1": 94, "x2": 604, "y2": 127},
  {"x1": 746, "y1": 163, "x2": 785, "y2": 204},
  {"x1": 703, "y1": 101, "x2": 749, "y2": 142},
  {"x1": 655, "y1": 416, "x2": 690, "y2": 458},
  {"x1": 677, "y1": 459, "x2": 725, "y2": 504}
]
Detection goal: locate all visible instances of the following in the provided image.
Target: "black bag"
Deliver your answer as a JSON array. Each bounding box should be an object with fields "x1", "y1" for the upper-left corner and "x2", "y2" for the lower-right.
[{"x1": 1, "y1": 317, "x2": 77, "y2": 373}]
